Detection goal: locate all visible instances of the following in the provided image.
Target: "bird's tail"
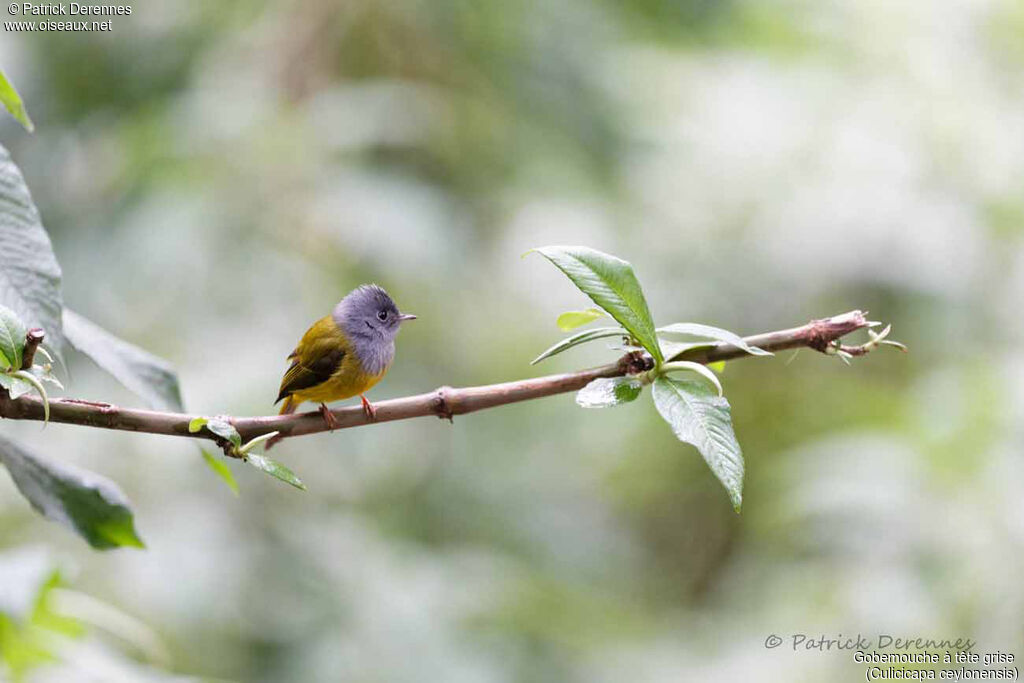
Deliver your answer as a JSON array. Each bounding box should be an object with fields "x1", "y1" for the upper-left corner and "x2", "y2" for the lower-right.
[
  {"x1": 267, "y1": 396, "x2": 298, "y2": 450},
  {"x1": 278, "y1": 395, "x2": 298, "y2": 415}
]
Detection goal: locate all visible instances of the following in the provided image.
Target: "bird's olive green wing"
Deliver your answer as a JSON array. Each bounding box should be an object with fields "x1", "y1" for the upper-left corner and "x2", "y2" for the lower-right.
[{"x1": 275, "y1": 318, "x2": 347, "y2": 403}]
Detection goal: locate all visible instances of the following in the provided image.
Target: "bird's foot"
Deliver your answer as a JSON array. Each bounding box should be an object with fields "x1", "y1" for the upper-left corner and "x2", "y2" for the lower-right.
[
  {"x1": 360, "y1": 394, "x2": 377, "y2": 421},
  {"x1": 319, "y1": 403, "x2": 340, "y2": 431}
]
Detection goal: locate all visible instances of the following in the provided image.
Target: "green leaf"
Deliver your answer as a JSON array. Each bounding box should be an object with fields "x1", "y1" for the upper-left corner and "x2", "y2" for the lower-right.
[
  {"x1": 0, "y1": 303, "x2": 27, "y2": 371},
  {"x1": 0, "y1": 70, "x2": 34, "y2": 132},
  {"x1": 657, "y1": 322, "x2": 771, "y2": 359},
  {"x1": 652, "y1": 376, "x2": 744, "y2": 512},
  {"x1": 556, "y1": 308, "x2": 606, "y2": 331},
  {"x1": 708, "y1": 361, "x2": 726, "y2": 374},
  {"x1": 27, "y1": 574, "x2": 82, "y2": 639},
  {"x1": 532, "y1": 246, "x2": 662, "y2": 362},
  {"x1": 0, "y1": 612, "x2": 56, "y2": 677},
  {"x1": 11, "y1": 369, "x2": 49, "y2": 423},
  {"x1": 190, "y1": 417, "x2": 240, "y2": 449},
  {"x1": 659, "y1": 361, "x2": 723, "y2": 397},
  {"x1": 575, "y1": 376, "x2": 643, "y2": 408},
  {"x1": 531, "y1": 326, "x2": 628, "y2": 365},
  {"x1": 245, "y1": 453, "x2": 306, "y2": 491},
  {"x1": 0, "y1": 553, "x2": 84, "y2": 677},
  {"x1": 201, "y1": 449, "x2": 239, "y2": 496},
  {"x1": 0, "y1": 143, "x2": 64, "y2": 356},
  {"x1": 33, "y1": 345, "x2": 53, "y2": 365},
  {"x1": 0, "y1": 372, "x2": 34, "y2": 399},
  {"x1": 208, "y1": 419, "x2": 241, "y2": 448},
  {"x1": 0, "y1": 435, "x2": 145, "y2": 549},
  {"x1": 239, "y1": 431, "x2": 280, "y2": 455},
  {"x1": 658, "y1": 339, "x2": 716, "y2": 361},
  {"x1": 63, "y1": 309, "x2": 184, "y2": 412}
]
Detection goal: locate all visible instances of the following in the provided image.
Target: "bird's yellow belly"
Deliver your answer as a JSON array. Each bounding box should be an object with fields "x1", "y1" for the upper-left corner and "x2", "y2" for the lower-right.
[{"x1": 291, "y1": 354, "x2": 385, "y2": 405}]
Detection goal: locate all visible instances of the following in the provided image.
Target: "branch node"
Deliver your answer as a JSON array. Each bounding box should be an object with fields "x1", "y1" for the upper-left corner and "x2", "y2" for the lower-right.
[
  {"x1": 434, "y1": 386, "x2": 455, "y2": 422},
  {"x1": 218, "y1": 438, "x2": 242, "y2": 459},
  {"x1": 21, "y1": 328, "x2": 44, "y2": 370},
  {"x1": 618, "y1": 350, "x2": 654, "y2": 375},
  {"x1": 805, "y1": 318, "x2": 832, "y2": 354}
]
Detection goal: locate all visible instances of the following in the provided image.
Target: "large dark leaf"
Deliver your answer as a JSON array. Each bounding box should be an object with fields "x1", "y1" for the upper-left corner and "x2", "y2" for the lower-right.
[
  {"x1": 0, "y1": 303, "x2": 26, "y2": 370},
  {"x1": 63, "y1": 309, "x2": 183, "y2": 412},
  {"x1": 532, "y1": 246, "x2": 662, "y2": 362},
  {"x1": 652, "y1": 376, "x2": 744, "y2": 512},
  {"x1": 0, "y1": 435, "x2": 144, "y2": 550},
  {"x1": 0, "y1": 144, "x2": 63, "y2": 355}
]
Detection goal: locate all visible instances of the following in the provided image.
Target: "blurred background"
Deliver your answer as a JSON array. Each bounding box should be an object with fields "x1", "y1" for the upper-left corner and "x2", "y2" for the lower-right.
[{"x1": 1, "y1": 0, "x2": 1023, "y2": 680}]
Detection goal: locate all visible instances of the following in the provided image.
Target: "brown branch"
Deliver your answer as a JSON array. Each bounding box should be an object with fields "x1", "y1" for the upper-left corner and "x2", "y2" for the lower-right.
[
  {"x1": 0, "y1": 310, "x2": 878, "y2": 446},
  {"x1": 21, "y1": 328, "x2": 44, "y2": 370}
]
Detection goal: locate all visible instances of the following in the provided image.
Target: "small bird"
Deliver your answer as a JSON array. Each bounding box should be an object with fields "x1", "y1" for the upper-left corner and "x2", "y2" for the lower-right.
[{"x1": 275, "y1": 285, "x2": 415, "y2": 430}]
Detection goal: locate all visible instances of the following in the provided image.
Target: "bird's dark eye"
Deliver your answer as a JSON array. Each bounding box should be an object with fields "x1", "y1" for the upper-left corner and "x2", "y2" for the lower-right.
[{"x1": 377, "y1": 310, "x2": 388, "y2": 321}]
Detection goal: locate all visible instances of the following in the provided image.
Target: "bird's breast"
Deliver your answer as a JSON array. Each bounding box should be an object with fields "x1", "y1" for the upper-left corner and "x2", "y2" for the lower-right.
[{"x1": 351, "y1": 335, "x2": 395, "y2": 377}]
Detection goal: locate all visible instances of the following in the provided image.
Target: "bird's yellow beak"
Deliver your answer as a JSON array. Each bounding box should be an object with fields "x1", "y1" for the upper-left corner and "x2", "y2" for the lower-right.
[{"x1": 399, "y1": 313, "x2": 417, "y2": 321}]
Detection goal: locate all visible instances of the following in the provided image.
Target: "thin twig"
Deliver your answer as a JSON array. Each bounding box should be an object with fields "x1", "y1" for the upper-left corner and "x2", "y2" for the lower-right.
[
  {"x1": 20, "y1": 328, "x2": 44, "y2": 370},
  {"x1": 0, "y1": 310, "x2": 877, "y2": 445}
]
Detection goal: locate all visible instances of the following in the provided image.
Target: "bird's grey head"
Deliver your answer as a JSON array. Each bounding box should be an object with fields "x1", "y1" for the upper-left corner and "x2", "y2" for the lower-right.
[{"x1": 333, "y1": 284, "x2": 415, "y2": 347}]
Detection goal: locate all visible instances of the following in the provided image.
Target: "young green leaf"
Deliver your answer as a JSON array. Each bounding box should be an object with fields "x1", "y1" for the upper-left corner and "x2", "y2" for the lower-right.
[
  {"x1": 531, "y1": 246, "x2": 662, "y2": 362},
  {"x1": 201, "y1": 449, "x2": 239, "y2": 497},
  {"x1": 0, "y1": 435, "x2": 145, "y2": 549},
  {"x1": 0, "y1": 549, "x2": 85, "y2": 679},
  {"x1": 0, "y1": 560, "x2": 85, "y2": 678},
  {"x1": 658, "y1": 339, "x2": 716, "y2": 363},
  {"x1": 556, "y1": 308, "x2": 606, "y2": 331},
  {"x1": 190, "y1": 417, "x2": 241, "y2": 449},
  {"x1": 0, "y1": 70, "x2": 34, "y2": 132},
  {"x1": 0, "y1": 372, "x2": 33, "y2": 399},
  {"x1": 245, "y1": 453, "x2": 306, "y2": 491},
  {"x1": 657, "y1": 322, "x2": 771, "y2": 359},
  {"x1": 34, "y1": 345, "x2": 53, "y2": 364},
  {"x1": 63, "y1": 309, "x2": 184, "y2": 412},
  {"x1": 0, "y1": 303, "x2": 27, "y2": 370},
  {"x1": 575, "y1": 376, "x2": 643, "y2": 408},
  {"x1": 239, "y1": 431, "x2": 280, "y2": 455},
  {"x1": 11, "y1": 369, "x2": 49, "y2": 423},
  {"x1": 652, "y1": 376, "x2": 744, "y2": 512},
  {"x1": 531, "y1": 326, "x2": 628, "y2": 365},
  {"x1": 28, "y1": 362, "x2": 63, "y2": 389},
  {"x1": 659, "y1": 361, "x2": 723, "y2": 397},
  {"x1": 0, "y1": 143, "x2": 64, "y2": 356}
]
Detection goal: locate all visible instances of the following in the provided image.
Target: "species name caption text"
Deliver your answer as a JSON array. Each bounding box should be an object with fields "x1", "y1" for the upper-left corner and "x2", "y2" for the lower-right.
[
  {"x1": 764, "y1": 634, "x2": 1019, "y2": 681},
  {"x1": 4, "y1": 3, "x2": 131, "y2": 32}
]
